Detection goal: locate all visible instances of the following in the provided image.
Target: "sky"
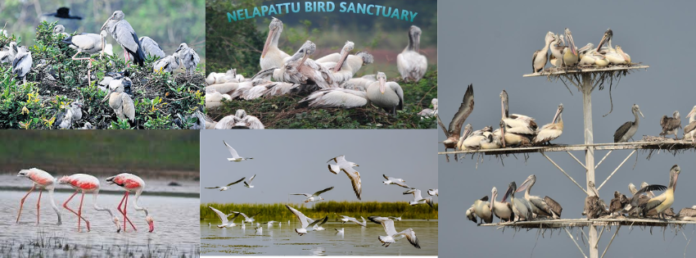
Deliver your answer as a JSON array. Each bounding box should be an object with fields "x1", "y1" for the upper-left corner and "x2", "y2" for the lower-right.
[
  {"x1": 438, "y1": 0, "x2": 696, "y2": 257},
  {"x1": 200, "y1": 130, "x2": 437, "y2": 204}
]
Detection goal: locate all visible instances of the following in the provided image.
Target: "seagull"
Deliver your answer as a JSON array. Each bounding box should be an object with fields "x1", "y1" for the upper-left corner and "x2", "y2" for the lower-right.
[
  {"x1": 335, "y1": 228, "x2": 344, "y2": 234},
  {"x1": 204, "y1": 177, "x2": 245, "y2": 191},
  {"x1": 291, "y1": 186, "x2": 334, "y2": 203},
  {"x1": 223, "y1": 140, "x2": 253, "y2": 162},
  {"x1": 232, "y1": 211, "x2": 259, "y2": 224},
  {"x1": 208, "y1": 206, "x2": 240, "y2": 228},
  {"x1": 340, "y1": 215, "x2": 367, "y2": 227},
  {"x1": 266, "y1": 221, "x2": 277, "y2": 227},
  {"x1": 244, "y1": 174, "x2": 256, "y2": 188},
  {"x1": 404, "y1": 189, "x2": 434, "y2": 208},
  {"x1": 255, "y1": 226, "x2": 263, "y2": 234},
  {"x1": 285, "y1": 205, "x2": 327, "y2": 236},
  {"x1": 307, "y1": 216, "x2": 329, "y2": 231},
  {"x1": 327, "y1": 155, "x2": 362, "y2": 200},
  {"x1": 383, "y1": 174, "x2": 410, "y2": 188},
  {"x1": 368, "y1": 216, "x2": 420, "y2": 248},
  {"x1": 428, "y1": 189, "x2": 439, "y2": 196}
]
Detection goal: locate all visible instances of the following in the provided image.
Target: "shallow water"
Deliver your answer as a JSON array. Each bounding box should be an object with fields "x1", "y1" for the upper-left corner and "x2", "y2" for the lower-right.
[
  {"x1": 0, "y1": 190, "x2": 200, "y2": 257},
  {"x1": 200, "y1": 219, "x2": 438, "y2": 256}
]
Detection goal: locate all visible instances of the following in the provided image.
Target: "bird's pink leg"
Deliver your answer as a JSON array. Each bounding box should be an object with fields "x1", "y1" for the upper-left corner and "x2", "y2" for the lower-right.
[
  {"x1": 36, "y1": 189, "x2": 42, "y2": 225},
  {"x1": 117, "y1": 191, "x2": 137, "y2": 231},
  {"x1": 78, "y1": 191, "x2": 90, "y2": 232},
  {"x1": 63, "y1": 190, "x2": 90, "y2": 230},
  {"x1": 16, "y1": 185, "x2": 35, "y2": 223}
]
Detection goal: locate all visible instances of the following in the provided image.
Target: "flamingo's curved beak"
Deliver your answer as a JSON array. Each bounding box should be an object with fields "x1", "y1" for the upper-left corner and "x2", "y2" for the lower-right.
[{"x1": 147, "y1": 216, "x2": 154, "y2": 232}]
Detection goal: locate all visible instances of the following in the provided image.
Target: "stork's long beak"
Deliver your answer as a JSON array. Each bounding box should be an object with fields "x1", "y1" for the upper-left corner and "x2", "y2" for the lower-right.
[
  {"x1": 379, "y1": 77, "x2": 386, "y2": 94},
  {"x1": 334, "y1": 48, "x2": 350, "y2": 72},
  {"x1": 102, "y1": 89, "x2": 113, "y2": 102},
  {"x1": 100, "y1": 18, "x2": 112, "y2": 32},
  {"x1": 261, "y1": 27, "x2": 277, "y2": 58}
]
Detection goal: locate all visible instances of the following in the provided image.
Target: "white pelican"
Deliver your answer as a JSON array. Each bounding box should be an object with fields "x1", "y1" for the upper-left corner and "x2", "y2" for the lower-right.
[
  {"x1": 517, "y1": 175, "x2": 562, "y2": 219},
  {"x1": 175, "y1": 43, "x2": 200, "y2": 77},
  {"x1": 342, "y1": 74, "x2": 376, "y2": 91},
  {"x1": 465, "y1": 196, "x2": 492, "y2": 225},
  {"x1": 631, "y1": 165, "x2": 680, "y2": 219},
  {"x1": 255, "y1": 40, "x2": 337, "y2": 89},
  {"x1": 418, "y1": 98, "x2": 438, "y2": 118},
  {"x1": 290, "y1": 186, "x2": 334, "y2": 203},
  {"x1": 660, "y1": 111, "x2": 681, "y2": 139},
  {"x1": 532, "y1": 32, "x2": 554, "y2": 73},
  {"x1": 397, "y1": 25, "x2": 427, "y2": 82},
  {"x1": 56, "y1": 102, "x2": 83, "y2": 129},
  {"x1": 260, "y1": 17, "x2": 290, "y2": 70},
  {"x1": 489, "y1": 187, "x2": 514, "y2": 223},
  {"x1": 12, "y1": 46, "x2": 32, "y2": 85},
  {"x1": 505, "y1": 182, "x2": 532, "y2": 221},
  {"x1": 101, "y1": 11, "x2": 145, "y2": 66},
  {"x1": 479, "y1": 131, "x2": 502, "y2": 149},
  {"x1": 263, "y1": 82, "x2": 300, "y2": 97},
  {"x1": 205, "y1": 90, "x2": 232, "y2": 109},
  {"x1": 533, "y1": 104, "x2": 564, "y2": 145},
  {"x1": 562, "y1": 28, "x2": 578, "y2": 67},
  {"x1": 285, "y1": 205, "x2": 327, "y2": 236},
  {"x1": 215, "y1": 110, "x2": 265, "y2": 130},
  {"x1": 427, "y1": 189, "x2": 438, "y2": 196},
  {"x1": 223, "y1": 140, "x2": 254, "y2": 161},
  {"x1": 327, "y1": 155, "x2": 362, "y2": 200},
  {"x1": 383, "y1": 174, "x2": 409, "y2": 188},
  {"x1": 684, "y1": 106, "x2": 696, "y2": 141},
  {"x1": 208, "y1": 206, "x2": 240, "y2": 228},
  {"x1": 300, "y1": 88, "x2": 368, "y2": 109},
  {"x1": 459, "y1": 125, "x2": 492, "y2": 150},
  {"x1": 102, "y1": 79, "x2": 135, "y2": 122},
  {"x1": 139, "y1": 36, "x2": 165, "y2": 58},
  {"x1": 403, "y1": 189, "x2": 433, "y2": 208},
  {"x1": 204, "y1": 177, "x2": 245, "y2": 191},
  {"x1": 368, "y1": 216, "x2": 420, "y2": 248},
  {"x1": 549, "y1": 33, "x2": 565, "y2": 68},
  {"x1": 367, "y1": 72, "x2": 404, "y2": 115},
  {"x1": 500, "y1": 90, "x2": 537, "y2": 137},
  {"x1": 244, "y1": 174, "x2": 256, "y2": 188},
  {"x1": 388, "y1": 216, "x2": 402, "y2": 221},
  {"x1": 613, "y1": 104, "x2": 644, "y2": 142}
]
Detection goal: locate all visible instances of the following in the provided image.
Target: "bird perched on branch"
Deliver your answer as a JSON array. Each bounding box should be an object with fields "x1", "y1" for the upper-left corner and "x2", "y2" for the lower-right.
[{"x1": 659, "y1": 111, "x2": 681, "y2": 139}]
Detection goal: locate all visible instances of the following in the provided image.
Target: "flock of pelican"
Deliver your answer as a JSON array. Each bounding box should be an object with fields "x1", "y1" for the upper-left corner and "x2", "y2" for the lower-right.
[
  {"x1": 532, "y1": 28, "x2": 632, "y2": 73},
  {"x1": 205, "y1": 143, "x2": 435, "y2": 249},
  {"x1": 0, "y1": 10, "x2": 200, "y2": 129},
  {"x1": 16, "y1": 168, "x2": 154, "y2": 233},
  {"x1": 609, "y1": 103, "x2": 696, "y2": 143},
  {"x1": 467, "y1": 174, "x2": 563, "y2": 224},
  {"x1": 204, "y1": 17, "x2": 432, "y2": 128},
  {"x1": 583, "y1": 165, "x2": 696, "y2": 221}
]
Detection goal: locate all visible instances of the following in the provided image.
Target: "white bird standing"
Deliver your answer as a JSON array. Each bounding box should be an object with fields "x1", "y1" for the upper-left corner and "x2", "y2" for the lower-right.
[
  {"x1": 367, "y1": 72, "x2": 404, "y2": 116},
  {"x1": 101, "y1": 10, "x2": 145, "y2": 66},
  {"x1": 244, "y1": 174, "x2": 256, "y2": 188},
  {"x1": 175, "y1": 43, "x2": 200, "y2": 77},
  {"x1": 215, "y1": 110, "x2": 265, "y2": 129},
  {"x1": 102, "y1": 79, "x2": 135, "y2": 122},
  {"x1": 223, "y1": 140, "x2": 253, "y2": 161},
  {"x1": 327, "y1": 155, "x2": 362, "y2": 200},
  {"x1": 368, "y1": 216, "x2": 420, "y2": 248},
  {"x1": 404, "y1": 189, "x2": 433, "y2": 208},
  {"x1": 208, "y1": 206, "x2": 240, "y2": 228},
  {"x1": 62, "y1": 30, "x2": 109, "y2": 86},
  {"x1": 139, "y1": 36, "x2": 165, "y2": 58},
  {"x1": 291, "y1": 186, "x2": 334, "y2": 203},
  {"x1": 16, "y1": 168, "x2": 62, "y2": 225},
  {"x1": 260, "y1": 17, "x2": 290, "y2": 70},
  {"x1": 397, "y1": 25, "x2": 428, "y2": 82},
  {"x1": 383, "y1": 174, "x2": 410, "y2": 188},
  {"x1": 285, "y1": 205, "x2": 327, "y2": 236},
  {"x1": 204, "y1": 177, "x2": 245, "y2": 191},
  {"x1": 12, "y1": 46, "x2": 32, "y2": 85}
]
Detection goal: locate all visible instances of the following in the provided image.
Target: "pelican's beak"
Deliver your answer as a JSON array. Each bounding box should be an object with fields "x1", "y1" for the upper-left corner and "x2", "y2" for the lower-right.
[
  {"x1": 379, "y1": 77, "x2": 386, "y2": 94},
  {"x1": 147, "y1": 216, "x2": 155, "y2": 233},
  {"x1": 639, "y1": 109, "x2": 645, "y2": 118},
  {"x1": 334, "y1": 48, "x2": 350, "y2": 72},
  {"x1": 552, "y1": 106, "x2": 561, "y2": 123},
  {"x1": 462, "y1": 126, "x2": 472, "y2": 139},
  {"x1": 262, "y1": 27, "x2": 277, "y2": 58},
  {"x1": 597, "y1": 32, "x2": 608, "y2": 52},
  {"x1": 489, "y1": 192, "x2": 496, "y2": 211},
  {"x1": 517, "y1": 178, "x2": 530, "y2": 193},
  {"x1": 687, "y1": 108, "x2": 696, "y2": 119},
  {"x1": 501, "y1": 185, "x2": 512, "y2": 202}
]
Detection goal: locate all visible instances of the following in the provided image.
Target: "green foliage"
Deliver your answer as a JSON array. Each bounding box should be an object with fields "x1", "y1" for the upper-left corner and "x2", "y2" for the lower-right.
[
  {"x1": 209, "y1": 69, "x2": 438, "y2": 129},
  {"x1": 206, "y1": 0, "x2": 265, "y2": 75},
  {"x1": 201, "y1": 201, "x2": 439, "y2": 222},
  {"x1": 0, "y1": 22, "x2": 205, "y2": 129}
]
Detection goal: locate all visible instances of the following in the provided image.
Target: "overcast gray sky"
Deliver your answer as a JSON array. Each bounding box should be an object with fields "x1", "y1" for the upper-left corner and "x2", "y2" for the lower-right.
[
  {"x1": 201, "y1": 130, "x2": 437, "y2": 204},
  {"x1": 438, "y1": 0, "x2": 696, "y2": 257}
]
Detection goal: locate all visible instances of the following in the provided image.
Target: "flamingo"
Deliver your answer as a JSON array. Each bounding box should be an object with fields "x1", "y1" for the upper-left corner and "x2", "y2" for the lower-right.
[
  {"x1": 16, "y1": 168, "x2": 62, "y2": 225},
  {"x1": 106, "y1": 173, "x2": 155, "y2": 232},
  {"x1": 58, "y1": 174, "x2": 121, "y2": 232}
]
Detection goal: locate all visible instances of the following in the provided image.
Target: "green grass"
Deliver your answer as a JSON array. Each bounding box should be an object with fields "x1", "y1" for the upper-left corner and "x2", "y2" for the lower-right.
[
  {"x1": 0, "y1": 130, "x2": 199, "y2": 172},
  {"x1": 208, "y1": 69, "x2": 437, "y2": 129},
  {"x1": 201, "y1": 201, "x2": 438, "y2": 222}
]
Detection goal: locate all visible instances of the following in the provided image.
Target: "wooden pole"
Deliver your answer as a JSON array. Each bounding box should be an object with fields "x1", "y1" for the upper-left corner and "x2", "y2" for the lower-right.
[{"x1": 581, "y1": 73, "x2": 599, "y2": 258}]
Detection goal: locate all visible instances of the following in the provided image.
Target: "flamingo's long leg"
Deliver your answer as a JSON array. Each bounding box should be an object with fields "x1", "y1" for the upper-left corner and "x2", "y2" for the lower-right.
[
  {"x1": 63, "y1": 190, "x2": 91, "y2": 229},
  {"x1": 36, "y1": 189, "x2": 43, "y2": 225},
  {"x1": 78, "y1": 192, "x2": 90, "y2": 232},
  {"x1": 16, "y1": 185, "x2": 35, "y2": 223},
  {"x1": 116, "y1": 191, "x2": 137, "y2": 231}
]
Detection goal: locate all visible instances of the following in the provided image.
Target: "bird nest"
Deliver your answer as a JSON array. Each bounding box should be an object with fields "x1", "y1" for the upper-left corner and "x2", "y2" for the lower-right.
[
  {"x1": 481, "y1": 218, "x2": 696, "y2": 230},
  {"x1": 639, "y1": 135, "x2": 696, "y2": 158}
]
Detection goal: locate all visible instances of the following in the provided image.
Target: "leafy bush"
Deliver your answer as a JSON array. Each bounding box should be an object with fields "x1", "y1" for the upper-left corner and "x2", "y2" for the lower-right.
[{"x1": 0, "y1": 21, "x2": 205, "y2": 129}]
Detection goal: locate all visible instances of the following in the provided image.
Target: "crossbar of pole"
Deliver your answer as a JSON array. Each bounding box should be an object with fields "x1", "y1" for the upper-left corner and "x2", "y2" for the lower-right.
[
  {"x1": 567, "y1": 151, "x2": 587, "y2": 169},
  {"x1": 597, "y1": 150, "x2": 637, "y2": 191},
  {"x1": 541, "y1": 152, "x2": 589, "y2": 196},
  {"x1": 565, "y1": 227, "x2": 589, "y2": 258},
  {"x1": 594, "y1": 150, "x2": 613, "y2": 170},
  {"x1": 600, "y1": 225, "x2": 621, "y2": 258}
]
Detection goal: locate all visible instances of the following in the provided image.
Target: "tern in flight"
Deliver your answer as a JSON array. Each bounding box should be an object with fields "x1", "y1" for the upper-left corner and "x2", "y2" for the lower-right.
[
  {"x1": 232, "y1": 211, "x2": 260, "y2": 224},
  {"x1": 327, "y1": 155, "x2": 362, "y2": 200},
  {"x1": 383, "y1": 174, "x2": 410, "y2": 188},
  {"x1": 368, "y1": 216, "x2": 420, "y2": 248},
  {"x1": 285, "y1": 205, "x2": 328, "y2": 236},
  {"x1": 404, "y1": 189, "x2": 434, "y2": 208},
  {"x1": 223, "y1": 140, "x2": 253, "y2": 162},
  {"x1": 209, "y1": 206, "x2": 241, "y2": 228},
  {"x1": 244, "y1": 174, "x2": 256, "y2": 188},
  {"x1": 205, "y1": 177, "x2": 245, "y2": 191},
  {"x1": 290, "y1": 186, "x2": 334, "y2": 203}
]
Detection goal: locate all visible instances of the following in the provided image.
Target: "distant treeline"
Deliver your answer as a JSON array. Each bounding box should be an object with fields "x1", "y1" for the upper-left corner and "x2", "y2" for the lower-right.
[{"x1": 201, "y1": 201, "x2": 439, "y2": 221}]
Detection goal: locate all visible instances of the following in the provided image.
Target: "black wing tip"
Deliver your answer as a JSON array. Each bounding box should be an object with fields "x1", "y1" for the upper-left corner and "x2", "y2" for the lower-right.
[{"x1": 480, "y1": 195, "x2": 489, "y2": 201}]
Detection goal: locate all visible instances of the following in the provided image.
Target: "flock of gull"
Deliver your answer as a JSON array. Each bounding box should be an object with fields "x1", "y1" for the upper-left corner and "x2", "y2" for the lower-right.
[
  {"x1": 15, "y1": 168, "x2": 155, "y2": 233},
  {"x1": 0, "y1": 8, "x2": 200, "y2": 129},
  {"x1": 204, "y1": 142, "x2": 437, "y2": 249},
  {"x1": 532, "y1": 28, "x2": 632, "y2": 73},
  {"x1": 467, "y1": 165, "x2": 696, "y2": 225},
  {"x1": 204, "y1": 17, "x2": 434, "y2": 129}
]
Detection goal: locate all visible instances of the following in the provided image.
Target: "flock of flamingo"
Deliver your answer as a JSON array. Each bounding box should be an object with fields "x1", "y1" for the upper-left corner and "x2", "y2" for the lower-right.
[
  {"x1": 204, "y1": 17, "x2": 434, "y2": 129},
  {"x1": 15, "y1": 168, "x2": 154, "y2": 233}
]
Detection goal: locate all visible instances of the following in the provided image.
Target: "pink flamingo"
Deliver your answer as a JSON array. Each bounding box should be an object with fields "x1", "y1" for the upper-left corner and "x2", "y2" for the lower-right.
[
  {"x1": 58, "y1": 174, "x2": 121, "y2": 232},
  {"x1": 106, "y1": 173, "x2": 155, "y2": 232},
  {"x1": 16, "y1": 168, "x2": 62, "y2": 225}
]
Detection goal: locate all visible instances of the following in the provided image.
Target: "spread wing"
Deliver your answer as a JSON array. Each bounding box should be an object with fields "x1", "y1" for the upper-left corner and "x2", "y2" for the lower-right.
[
  {"x1": 343, "y1": 170, "x2": 362, "y2": 200},
  {"x1": 313, "y1": 186, "x2": 334, "y2": 196},
  {"x1": 285, "y1": 205, "x2": 309, "y2": 228},
  {"x1": 308, "y1": 216, "x2": 328, "y2": 227},
  {"x1": 226, "y1": 177, "x2": 246, "y2": 186},
  {"x1": 248, "y1": 174, "x2": 256, "y2": 183},
  {"x1": 397, "y1": 228, "x2": 421, "y2": 249},
  {"x1": 209, "y1": 206, "x2": 229, "y2": 224},
  {"x1": 393, "y1": 181, "x2": 410, "y2": 188},
  {"x1": 684, "y1": 122, "x2": 696, "y2": 134},
  {"x1": 223, "y1": 140, "x2": 240, "y2": 158},
  {"x1": 204, "y1": 186, "x2": 221, "y2": 189},
  {"x1": 532, "y1": 50, "x2": 540, "y2": 72},
  {"x1": 630, "y1": 184, "x2": 667, "y2": 206},
  {"x1": 447, "y1": 84, "x2": 474, "y2": 137}
]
